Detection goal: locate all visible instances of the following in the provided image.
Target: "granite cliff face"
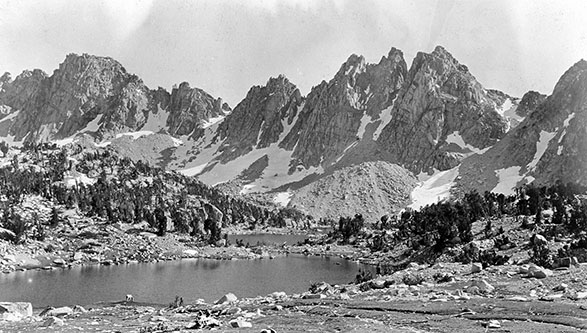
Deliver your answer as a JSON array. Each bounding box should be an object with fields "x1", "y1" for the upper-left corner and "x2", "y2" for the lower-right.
[
  {"x1": 0, "y1": 54, "x2": 229, "y2": 143},
  {"x1": 376, "y1": 46, "x2": 509, "y2": 174},
  {"x1": 280, "y1": 48, "x2": 407, "y2": 169},
  {"x1": 9, "y1": 47, "x2": 579, "y2": 217},
  {"x1": 214, "y1": 75, "x2": 302, "y2": 162},
  {"x1": 456, "y1": 59, "x2": 587, "y2": 194}
]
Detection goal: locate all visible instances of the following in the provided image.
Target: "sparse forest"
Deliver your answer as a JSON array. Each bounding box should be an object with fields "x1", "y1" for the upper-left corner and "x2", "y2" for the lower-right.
[{"x1": 0, "y1": 142, "x2": 306, "y2": 244}]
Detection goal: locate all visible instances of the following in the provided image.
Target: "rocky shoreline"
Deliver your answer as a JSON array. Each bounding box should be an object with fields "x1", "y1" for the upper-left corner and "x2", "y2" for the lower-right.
[
  {"x1": 4, "y1": 260, "x2": 587, "y2": 332},
  {"x1": 1, "y1": 219, "x2": 351, "y2": 275}
]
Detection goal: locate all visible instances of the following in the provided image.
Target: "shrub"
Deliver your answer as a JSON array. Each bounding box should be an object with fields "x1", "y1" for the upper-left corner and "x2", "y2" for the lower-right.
[{"x1": 529, "y1": 242, "x2": 553, "y2": 268}]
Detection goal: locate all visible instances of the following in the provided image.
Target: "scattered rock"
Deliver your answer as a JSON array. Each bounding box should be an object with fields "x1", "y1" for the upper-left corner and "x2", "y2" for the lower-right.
[
  {"x1": 72, "y1": 305, "x2": 87, "y2": 313},
  {"x1": 42, "y1": 316, "x2": 65, "y2": 327},
  {"x1": 487, "y1": 320, "x2": 501, "y2": 329},
  {"x1": 532, "y1": 234, "x2": 548, "y2": 246},
  {"x1": 53, "y1": 258, "x2": 66, "y2": 266},
  {"x1": 471, "y1": 279, "x2": 495, "y2": 293},
  {"x1": 0, "y1": 302, "x2": 33, "y2": 321},
  {"x1": 471, "y1": 262, "x2": 483, "y2": 273},
  {"x1": 229, "y1": 318, "x2": 253, "y2": 328},
  {"x1": 46, "y1": 306, "x2": 73, "y2": 317},
  {"x1": 303, "y1": 293, "x2": 327, "y2": 300},
  {"x1": 553, "y1": 283, "x2": 568, "y2": 292},
  {"x1": 508, "y1": 296, "x2": 529, "y2": 302},
  {"x1": 527, "y1": 265, "x2": 553, "y2": 279},
  {"x1": 216, "y1": 293, "x2": 238, "y2": 304}
]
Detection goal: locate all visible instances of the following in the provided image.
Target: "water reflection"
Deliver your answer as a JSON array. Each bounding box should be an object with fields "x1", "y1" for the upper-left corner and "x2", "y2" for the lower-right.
[{"x1": 0, "y1": 254, "x2": 370, "y2": 308}]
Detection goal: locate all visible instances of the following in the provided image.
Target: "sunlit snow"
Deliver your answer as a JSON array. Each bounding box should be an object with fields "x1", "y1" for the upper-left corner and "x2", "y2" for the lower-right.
[
  {"x1": 179, "y1": 164, "x2": 208, "y2": 177},
  {"x1": 273, "y1": 192, "x2": 292, "y2": 207},
  {"x1": 372, "y1": 104, "x2": 394, "y2": 140},
  {"x1": 82, "y1": 115, "x2": 103, "y2": 132},
  {"x1": 115, "y1": 131, "x2": 155, "y2": 140},
  {"x1": 0, "y1": 110, "x2": 19, "y2": 124},
  {"x1": 492, "y1": 166, "x2": 523, "y2": 196},
  {"x1": 445, "y1": 131, "x2": 490, "y2": 155},
  {"x1": 557, "y1": 113, "x2": 575, "y2": 155},
  {"x1": 409, "y1": 166, "x2": 460, "y2": 210},
  {"x1": 527, "y1": 130, "x2": 557, "y2": 171},
  {"x1": 202, "y1": 114, "x2": 226, "y2": 129},
  {"x1": 357, "y1": 112, "x2": 372, "y2": 140}
]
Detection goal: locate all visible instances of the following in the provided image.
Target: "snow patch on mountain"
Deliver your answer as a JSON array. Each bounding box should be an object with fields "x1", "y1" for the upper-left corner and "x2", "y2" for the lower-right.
[
  {"x1": 409, "y1": 166, "x2": 460, "y2": 209},
  {"x1": 492, "y1": 166, "x2": 523, "y2": 195},
  {"x1": 557, "y1": 113, "x2": 576, "y2": 155},
  {"x1": 239, "y1": 184, "x2": 256, "y2": 195},
  {"x1": 0, "y1": 110, "x2": 19, "y2": 124},
  {"x1": 179, "y1": 164, "x2": 208, "y2": 177},
  {"x1": 83, "y1": 114, "x2": 103, "y2": 132},
  {"x1": 528, "y1": 130, "x2": 557, "y2": 171},
  {"x1": 373, "y1": 104, "x2": 394, "y2": 140},
  {"x1": 142, "y1": 108, "x2": 169, "y2": 132},
  {"x1": 202, "y1": 113, "x2": 227, "y2": 129},
  {"x1": 445, "y1": 131, "x2": 491, "y2": 155},
  {"x1": 273, "y1": 192, "x2": 292, "y2": 207},
  {"x1": 115, "y1": 131, "x2": 155, "y2": 140},
  {"x1": 357, "y1": 112, "x2": 372, "y2": 140},
  {"x1": 496, "y1": 98, "x2": 514, "y2": 116}
]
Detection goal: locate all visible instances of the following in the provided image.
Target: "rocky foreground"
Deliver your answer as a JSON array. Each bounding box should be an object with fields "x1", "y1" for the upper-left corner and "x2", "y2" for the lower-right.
[{"x1": 3, "y1": 260, "x2": 587, "y2": 332}]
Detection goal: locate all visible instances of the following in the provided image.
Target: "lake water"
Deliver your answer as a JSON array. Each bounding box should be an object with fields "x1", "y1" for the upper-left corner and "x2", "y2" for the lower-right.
[
  {"x1": 227, "y1": 233, "x2": 309, "y2": 246},
  {"x1": 0, "y1": 254, "x2": 369, "y2": 308}
]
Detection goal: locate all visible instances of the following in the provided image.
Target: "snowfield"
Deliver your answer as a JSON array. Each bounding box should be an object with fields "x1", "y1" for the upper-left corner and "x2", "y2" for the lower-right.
[
  {"x1": 492, "y1": 166, "x2": 523, "y2": 196},
  {"x1": 445, "y1": 131, "x2": 490, "y2": 155},
  {"x1": 409, "y1": 166, "x2": 460, "y2": 210},
  {"x1": 527, "y1": 130, "x2": 557, "y2": 171}
]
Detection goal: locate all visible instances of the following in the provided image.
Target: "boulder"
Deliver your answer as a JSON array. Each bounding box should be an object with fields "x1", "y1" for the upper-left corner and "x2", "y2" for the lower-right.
[
  {"x1": 527, "y1": 265, "x2": 552, "y2": 279},
  {"x1": 215, "y1": 293, "x2": 237, "y2": 304},
  {"x1": 471, "y1": 262, "x2": 483, "y2": 273},
  {"x1": 0, "y1": 302, "x2": 33, "y2": 321},
  {"x1": 229, "y1": 318, "x2": 253, "y2": 328},
  {"x1": 53, "y1": 258, "x2": 66, "y2": 266},
  {"x1": 42, "y1": 316, "x2": 64, "y2": 327},
  {"x1": 270, "y1": 291, "x2": 287, "y2": 299},
  {"x1": 532, "y1": 234, "x2": 548, "y2": 246},
  {"x1": 302, "y1": 293, "x2": 326, "y2": 299},
  {"x1": 73, "y1": 305, "x2": 88, "y2": 313},
  {"x1": 370, "y1": 278, "x2": 387, "y2": 289},
  {"x1": 487, "y1": 320, "x2": 501, "y2": 329},
  {"x1": 46, "y1": 306, "x2": 73, "y2": 317},
  {"x1": 471, "y1": 279, "x2": 495, "y2": 293},
  {"x1": 0, "y1": 227, "x2": 16, "y2": 241}
]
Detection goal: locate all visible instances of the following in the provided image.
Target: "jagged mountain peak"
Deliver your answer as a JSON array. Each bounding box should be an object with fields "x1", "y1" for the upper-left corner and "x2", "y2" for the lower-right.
[
  {"x1": 381, "y1": 47, "x2": 404, "y2": 64},
  {"x1": 516, "y1": 91, "x2": 546, "y2": 117},
  {"x1": 456, "y1": 58, "x2": 587, "y2": 196},
  {"x1": 335, "y1": 53, "x2": 367, "y2": 80},
  {"x1": 552, "y1": 59, "x2": 587, "y2": 96}
]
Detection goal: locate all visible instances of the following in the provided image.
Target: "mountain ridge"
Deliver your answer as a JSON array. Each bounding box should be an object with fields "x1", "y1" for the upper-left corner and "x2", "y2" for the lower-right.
[{"x1": 3, "y1": 47, "x2": 584, "y2": 221}]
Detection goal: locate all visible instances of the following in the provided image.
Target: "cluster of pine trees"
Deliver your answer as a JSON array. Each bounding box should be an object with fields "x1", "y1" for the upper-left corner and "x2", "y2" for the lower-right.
[
  {"x1": 0, "y1": 142, "x2": 306, "y2": 244},
  {"x1": 389, "y1": 181, "x2": 587, "y2": 252}
]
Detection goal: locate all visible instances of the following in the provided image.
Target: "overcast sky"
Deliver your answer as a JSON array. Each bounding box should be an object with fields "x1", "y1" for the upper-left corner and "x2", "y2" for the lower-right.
[{"x1": 1, "y1": 0, "x2": 586, "y2": 106}]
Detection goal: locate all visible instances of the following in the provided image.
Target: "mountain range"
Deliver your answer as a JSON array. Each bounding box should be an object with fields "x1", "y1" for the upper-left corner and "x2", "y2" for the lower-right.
[{"x1": 1, "y1": 46, "x2": 585, "y2": 222}]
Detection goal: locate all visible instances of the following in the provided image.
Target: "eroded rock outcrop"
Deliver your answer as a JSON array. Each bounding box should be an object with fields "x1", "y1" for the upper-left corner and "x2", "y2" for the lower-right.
[
  {"x1": 456, "y1": 59, "x2": 587, "y2": 193},
  {"x1": 376, "y1": 46, "x2": 509, "y2": 174},
  {"x1": 0, "y1": 53, "x2": 230, "y2": 142}
]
